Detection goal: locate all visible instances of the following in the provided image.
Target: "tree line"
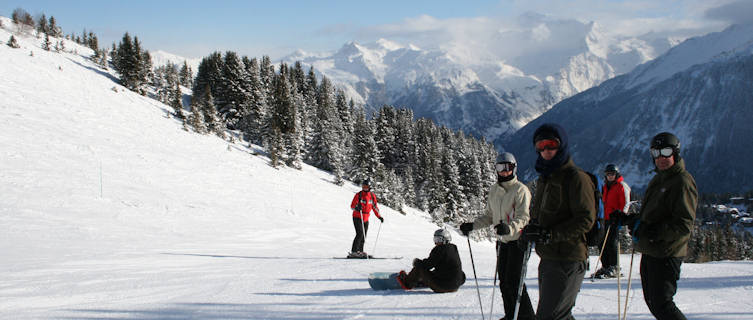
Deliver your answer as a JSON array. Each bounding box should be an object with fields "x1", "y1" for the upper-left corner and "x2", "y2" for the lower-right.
[{"x1": 183, "y1": 51, "x2": 499, "y2": 224}]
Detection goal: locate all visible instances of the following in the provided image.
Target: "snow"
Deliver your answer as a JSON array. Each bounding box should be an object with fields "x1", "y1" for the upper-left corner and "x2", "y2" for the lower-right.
[{"x1": 3, "y1": 19, "x2": 753, "y2": 319}]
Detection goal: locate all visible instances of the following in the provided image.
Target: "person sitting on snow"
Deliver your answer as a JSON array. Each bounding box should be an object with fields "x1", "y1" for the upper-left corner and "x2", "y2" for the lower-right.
[{"x1": 397, "y1": 229, "x2": 466, "y2": 293}]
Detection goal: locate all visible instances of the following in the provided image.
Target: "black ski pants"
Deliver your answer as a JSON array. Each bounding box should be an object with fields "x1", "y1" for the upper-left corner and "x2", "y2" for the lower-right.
[
  {"x1": 640, "y1": 255, "x2": 687, "y2": 320},
  {"x1": 351, "y1": 217, "x2": 369, "y2": 253},
  {"x1": 536, "y1": 259, "x2": 586, "y2": 320},
  {"x1": 497, "y1": 241, "x2": 535, "y2": 320},
  {"x1": 405, "y1": 265, "x2": 464, "y2": 293},
  {"x1": 600, "y1": 223, "x2": 619, "y2": 269}
]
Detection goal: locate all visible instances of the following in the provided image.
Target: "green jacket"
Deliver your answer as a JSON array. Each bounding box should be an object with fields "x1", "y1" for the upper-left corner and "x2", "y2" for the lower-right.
[
  {"x1": 636, "y1": 158, "x2": 697, "y2": 258},
  {"x1": 531, "y1": 158, "x2": 595, "y2": 262}
]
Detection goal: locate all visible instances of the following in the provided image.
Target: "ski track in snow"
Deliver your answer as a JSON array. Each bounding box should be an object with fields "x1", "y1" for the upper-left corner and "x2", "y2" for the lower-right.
[{"x1": 1, "y1": 19, "x2": 753, "y2": 319}]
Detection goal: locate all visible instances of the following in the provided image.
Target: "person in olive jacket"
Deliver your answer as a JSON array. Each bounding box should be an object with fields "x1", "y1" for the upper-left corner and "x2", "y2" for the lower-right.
[
  {"x1": 615, "y1": 132, "x2": 697, "y2": 320},
  {"x1": 520, "y1": 123, "x2": 596, "y2": 320},
  {"x1": 459, "y1": 152, "x2": 534, "y2": 320},
  {"x1": 397, "y1": 229, "x2": 466, "y2": 293}
]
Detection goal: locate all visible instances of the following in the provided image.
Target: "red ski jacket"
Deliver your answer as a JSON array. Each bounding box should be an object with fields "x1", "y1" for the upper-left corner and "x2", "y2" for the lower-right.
[
  {"x1": 351, "y1": 190, "x2": 381, "y2": 222},
  {"x1": 602, "y1": 176, "x2": 631, "y2": 220}
]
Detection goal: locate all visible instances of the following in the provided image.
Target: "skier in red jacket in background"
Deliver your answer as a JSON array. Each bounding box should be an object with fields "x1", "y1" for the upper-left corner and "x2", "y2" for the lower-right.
[
  {"x1": 593, "y1": 164, "x2": 631, "y2": 278},
  {"x1": 349, "y1": 179, "x2": 384, "y2": 258}
]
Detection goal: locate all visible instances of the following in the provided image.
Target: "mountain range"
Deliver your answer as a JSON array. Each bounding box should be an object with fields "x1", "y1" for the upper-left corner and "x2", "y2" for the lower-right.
[
  {"x1": 501, "y1": 23, "x2": 753, "y2": 193},
  {"x1": 282, "y1": 16, "x2": 678, "y2": 142}
]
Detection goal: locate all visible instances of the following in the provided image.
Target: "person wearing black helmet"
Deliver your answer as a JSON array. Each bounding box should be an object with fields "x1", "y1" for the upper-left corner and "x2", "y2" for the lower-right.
[
  {"x1": 592, "y1": 164, "x2": 631, "y2": 279},
  {"x1": 348, "y1": 178, "x2": 384, "y2": 258},
  {"x1": 396, "y1": 229, "x2": 466, "y2": 293},
  {"x1": 615, "y1": 132, "x2": 697, "y2": 320},
  {"x1": 459, "y1": 152, "x2": 535, "y2": 320}
]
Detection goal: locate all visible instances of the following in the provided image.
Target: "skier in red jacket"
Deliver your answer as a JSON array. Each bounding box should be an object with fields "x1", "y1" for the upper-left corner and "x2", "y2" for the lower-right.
[
  {"x1": 593, "y1": 164, "x2": 631, "y2": 278},
  {"x1": 348, "y1": 179, "x2": 384, "y2": 258}
]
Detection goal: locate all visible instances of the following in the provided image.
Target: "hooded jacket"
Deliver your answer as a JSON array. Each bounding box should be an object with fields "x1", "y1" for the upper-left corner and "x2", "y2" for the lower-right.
[
  {"x1": 635, "y1": 158, "x2": 697, "y2": 258},
  {"x1": 471, "y1": 176, "x2": 531, "y2": 243},
  {"x1": 530, "y1": 124, "x2": 595, "y2": 262}
]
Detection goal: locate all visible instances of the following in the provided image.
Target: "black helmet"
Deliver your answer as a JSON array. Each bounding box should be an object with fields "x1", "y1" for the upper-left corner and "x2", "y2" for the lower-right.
[
  {"x1": 650, "y1": 132, "x2": 681, "y2": 157},
  {"x1": 361, "y1": 178, "x2": 371, "y2": 186},
  {"x1": 604, "y1": 164, "x2": 619, "y2": 174}
]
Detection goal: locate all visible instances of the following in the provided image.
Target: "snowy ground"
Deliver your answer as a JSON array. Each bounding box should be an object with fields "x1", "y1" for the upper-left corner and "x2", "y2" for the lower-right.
[{"x1": 1, "y1": 20, "x2": 753, "y2": 319}]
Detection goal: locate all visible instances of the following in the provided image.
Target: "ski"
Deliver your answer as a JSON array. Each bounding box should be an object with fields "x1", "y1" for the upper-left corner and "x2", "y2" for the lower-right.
[{"x1": 333, "y1": 256, "x2": 402, "y2": 260}]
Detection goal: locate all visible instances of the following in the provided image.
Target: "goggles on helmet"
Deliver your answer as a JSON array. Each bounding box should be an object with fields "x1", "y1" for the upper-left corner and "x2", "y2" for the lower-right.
[
  {"x1": 650, "y1": 147, "x2": 674, "y2": 158},
  {"x1": 495, "y1": 162, "x2": 515, "y2": 172},
  {"x1": 433, "y1": 235, "x2": 444, "y2": 243},
  {"x1": 535, "y1": 138, "x2": 560, "y2": 152}
]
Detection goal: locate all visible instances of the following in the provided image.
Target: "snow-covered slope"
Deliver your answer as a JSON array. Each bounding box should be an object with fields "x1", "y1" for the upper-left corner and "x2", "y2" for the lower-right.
[
  {"x1": 501, "y1": 23, "x2": 753, "y2": 193},
  {"x1": 2, "y1": 17, "x2": 753, "y2": 319},
  {"x1": 284, "y1": 18, "x2": 675, "y2": 142},
  {"x1": 151, "y1": 49, "x2": 201, "y2": 72}
]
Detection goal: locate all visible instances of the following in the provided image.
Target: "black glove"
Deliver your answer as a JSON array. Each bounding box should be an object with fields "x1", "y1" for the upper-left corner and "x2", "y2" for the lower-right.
[
  {"x1": 354, "y1": 204, "x2": 362, "y2": 212},
  {"x1": 494, "y1": 222, "x2": 511, "y2": 236},
  {"x1": 378, "y1": 216, "x2": 384, "y2": 223},
  {"x1": 459, "y1": 223, "x2": 474, "y2": 236},
  {"x1": 609, "y1": 210, "x2": 627, "y2": 226},
  {"x1": 521, "y1": 224, "x2": 552, "y2": 244}
]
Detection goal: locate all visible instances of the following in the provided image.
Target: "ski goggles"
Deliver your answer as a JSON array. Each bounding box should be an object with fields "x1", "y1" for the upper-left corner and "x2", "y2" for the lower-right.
[
  {"x1": 495, "y1": 163, "x2": 515, "y2": 172},
  {"x1": 650, "y1": 147, "x2": 674, "y2": 158},
  {"x1": 535, "y1": 138, "x2": 560, "y2": 152}
]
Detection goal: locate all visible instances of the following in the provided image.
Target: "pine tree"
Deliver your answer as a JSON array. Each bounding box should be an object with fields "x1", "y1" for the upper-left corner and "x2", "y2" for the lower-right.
[
  {"x1": 87, "y1": 31, "x2": 98, "y2": 51},
  {"x1": 217, "y1": 51, "x2": 252, "y2": 129},
  {"x1": 136, "y1": 42, "x2": 153, "y2": 95},
  {"x1": 41, "y1": 33, "x2": 52, "y2": 51},
  {"x1": 48, "y1": 16, "x2": 62, "y2": 37},
  {"x1": 309, "y1": 76, "x2": 345, "y2": 184},
  {"x1": 7, "y1": 35, "x2": 20, "y2": 48},
  {"x1": 188, "y1": 97, "x2": 207, "y2": 134},
  {"x1": 239, "y1": 57, "x2": 268, "y2": 145},
  {"x1": 439, "y1": 128, "x2": 465, "y2": 222},
  {"x1": 179, "y1": 61, "x2": 192, "y2": 87},
  {"x1": 115, "y1": 33, "x2": 141, "y2": 91},
  {"x1": 170, "y1": 83, "x2": 185, "y2": 120},
  {"x1": 36, "y1": 14, "x2": 48, "y2": 35},
  {"x1": 350, "y1": 105, "x2": 381, "y2": 180}
]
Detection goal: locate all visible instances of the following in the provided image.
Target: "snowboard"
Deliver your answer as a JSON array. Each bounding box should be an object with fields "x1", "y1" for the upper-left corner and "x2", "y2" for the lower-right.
[{"x1": 368, "y1": 272, "x2": 404, "y2": 290}]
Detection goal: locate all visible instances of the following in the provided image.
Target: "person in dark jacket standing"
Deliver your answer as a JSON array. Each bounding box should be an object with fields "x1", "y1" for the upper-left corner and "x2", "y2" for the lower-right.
[
  {"x1": 593, "y1": 164, "x2": 631, "y2": 279},
  {"x1": 397, "y1": 229, "x2": 466, "y2": 293},
  {"x1": 460, "y1": 152, "x2": 535, "y2": 320},
  {"x1": 615, "y1": 132, "x2": 697, "y2": 320},
  {"x1": 521, "y1": 123, "x2": 595, "y2": 320},
  {"x1": 348, "y1": 179, "x2": 383, "y2": 258}
]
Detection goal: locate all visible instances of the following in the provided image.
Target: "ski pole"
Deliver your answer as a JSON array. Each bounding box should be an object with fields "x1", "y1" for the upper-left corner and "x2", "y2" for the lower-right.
[
  {"x1": 622, "y1": 247, "x2": 636, "y2": 320},
  {"x1": 467, "y1": 236, "x2": 485, "y2": 320},
  {"x1": 591, "y1": 224, "x2": 612, "y2": 282},
  {"x1": 513, "y1": 240, "x2": 533, "y2": 320},
  {"x1": 489, "y1": 242, "x2": 501, "y2": 320},
  {"x1": 617, "y1": 238, "x2": 621, "y2": 320},
  {"x1": 371, "y1": 220, "x2": 382, "y2": 257}
]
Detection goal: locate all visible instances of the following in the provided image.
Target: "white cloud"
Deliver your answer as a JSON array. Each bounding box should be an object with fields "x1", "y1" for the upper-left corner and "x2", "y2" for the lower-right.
[{"x1": 332, "y1": 0, "x2": 736, "y2": 68}]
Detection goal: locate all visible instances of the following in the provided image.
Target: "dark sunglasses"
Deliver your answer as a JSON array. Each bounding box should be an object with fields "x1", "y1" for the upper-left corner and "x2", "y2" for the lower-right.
[
  {"x1": 495, "y1": 163, "x2": 515, "y2": 172},
  {"x1": 650, "y1": 147, "x2": 673, "y2": 158},
  {"x1": 535, "y1": 139, "x2": 560, "y2": 152}
]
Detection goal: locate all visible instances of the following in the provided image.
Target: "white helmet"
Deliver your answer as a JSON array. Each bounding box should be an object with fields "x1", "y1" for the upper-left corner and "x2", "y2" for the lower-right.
[
  {"x1": 496, "y1": 152, "x2": 518, "y2": 175},
  {"x1": 433, "y1": 228, "x2": 452, "y2": 244}
]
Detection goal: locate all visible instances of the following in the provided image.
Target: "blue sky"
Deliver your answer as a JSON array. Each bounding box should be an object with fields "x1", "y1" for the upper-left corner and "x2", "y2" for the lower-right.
[{"x1": 2, "y1": 0, "x2": 744, "y2": 60}]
